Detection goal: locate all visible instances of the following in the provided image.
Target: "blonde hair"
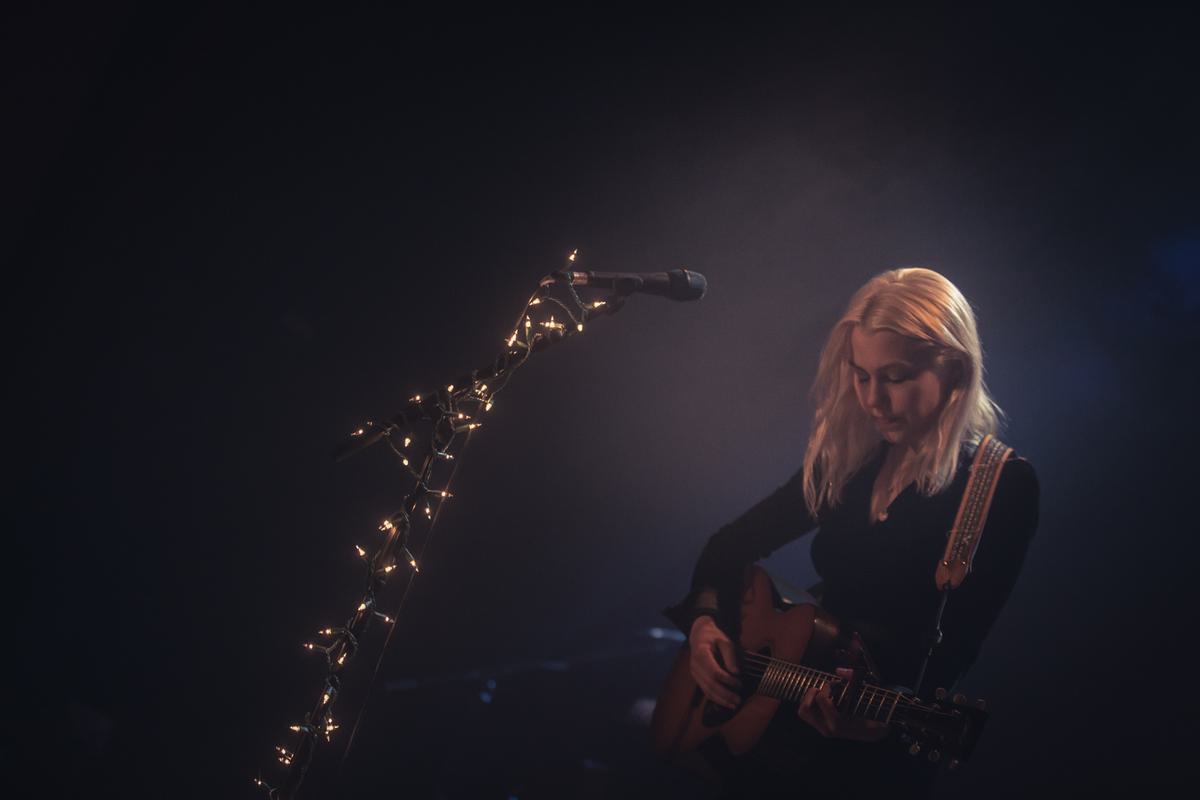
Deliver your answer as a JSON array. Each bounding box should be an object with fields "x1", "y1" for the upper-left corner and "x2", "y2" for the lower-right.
[{"x1": 801, "y1": 267, "x2": 1006, "y2": 519}]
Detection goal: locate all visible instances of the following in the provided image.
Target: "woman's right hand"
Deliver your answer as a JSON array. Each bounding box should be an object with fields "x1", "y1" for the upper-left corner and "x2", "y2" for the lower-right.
[{"x1": 688, "y1": 615, "x2": 742, "y2": 709}]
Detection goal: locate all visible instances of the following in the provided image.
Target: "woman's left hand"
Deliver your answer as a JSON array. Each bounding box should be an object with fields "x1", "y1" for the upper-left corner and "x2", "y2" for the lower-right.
[{"x1": 797, "y1": 667, "x2": 891, "y2": 742}]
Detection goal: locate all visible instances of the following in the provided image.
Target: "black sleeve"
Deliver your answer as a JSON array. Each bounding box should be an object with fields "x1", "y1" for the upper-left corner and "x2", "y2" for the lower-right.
[
  {"x1": 662, "y1": 464, "x2": 819, "y2": 637},
  {"x1": 922, "y1": 456, "x2": 1040, "y2": 693}
]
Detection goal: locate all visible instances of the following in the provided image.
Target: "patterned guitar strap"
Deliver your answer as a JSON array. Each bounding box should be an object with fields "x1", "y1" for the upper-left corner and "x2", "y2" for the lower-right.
[{"x1": 911, "y1": 433, "x2": 1013, "y2": 698}]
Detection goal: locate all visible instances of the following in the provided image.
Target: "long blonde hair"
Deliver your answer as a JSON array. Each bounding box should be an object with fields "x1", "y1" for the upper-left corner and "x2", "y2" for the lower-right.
[{"x1": 801, "y1": 267, "x2": 1007, "y2": 519}]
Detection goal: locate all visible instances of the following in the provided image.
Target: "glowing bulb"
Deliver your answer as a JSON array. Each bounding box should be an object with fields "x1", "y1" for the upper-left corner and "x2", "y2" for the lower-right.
[
  {"x1": 446, "y1": 384, "x2": 454, "y2": 392},
  {"x1": 337, "y1": 652, "x2": 347, "y2": 665},
  {"x1": 468, "y1": 423, "x2": 480, "y2": 430},
  {"x1": 411, "y1": 394, "x2": 421, "y2": 402},
  {"x1": 402, "y1": 457, "x2": 409, "y2": 466},
  {"x1": 424, "y1": 505, "x2": 432, "y2": 517},
  {"x1": 355, "y1": 545, "x2": 366, "y2": 557},
  {"x1": 485, "y1": 401, "x2": 493, "y2": 411},
  {"x1": 592, "y1": 300, "x2": 606, "y2": 308},
  {"x1": 304, "y1": 643, "x2": 316, "y2": 651},
  {"x1": 524, "y1": 317, "x2": 531, "y2": 328},
  {"x1": 358, "y1": 602, "x2": 368, "y2": 611},
  {"x1": 507, "y1": 332, "x2": 517, "y2": 346},
  {"x1": 576, "y1": 323, "x2": 584, "y2": 332},
  {"x1": 568, "y1": 249, "x2": 578, "y2": 262},
  {"x1": 440, "y1": 490, "x2": 451, "y2": 497},
  {"x1": 403, "y1": 436, "x2": 411, "y2": 447},
  {"x1": 384, "y1": 563, "x2": 395, "y2": 573},
  {"x1": 457, "y1": 412, "x2": 465, "y2": 419},
  {"x1": 478, "y1": 384, "x2": 488, "y2": 392},
  {"x1": 353, "y1": 428, "x2": 364, "y2": 436},
  {"x1": 410, "y1": 558, "x2": 419, "y2": 571},
  {"x1": 289, "y1": 725, "x2": 301, "y2": 732},
  {"x1": 530, "y1": 298, "x2": 542, "y2": 305},
  {"x1": 320, "y1": 628, "x2": 335, "y2": 635}
]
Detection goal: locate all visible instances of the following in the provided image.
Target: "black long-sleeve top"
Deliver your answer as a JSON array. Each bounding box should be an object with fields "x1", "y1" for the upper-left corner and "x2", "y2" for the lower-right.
[{"x1": 664, "y1": 437, "x2": 1040, "y2": 698}]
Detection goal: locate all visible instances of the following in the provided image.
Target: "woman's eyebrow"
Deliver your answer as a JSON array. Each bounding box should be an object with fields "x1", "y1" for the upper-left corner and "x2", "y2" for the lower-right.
[{"x1": 848, "y1": 359, "x2": 912, "y2": 370}]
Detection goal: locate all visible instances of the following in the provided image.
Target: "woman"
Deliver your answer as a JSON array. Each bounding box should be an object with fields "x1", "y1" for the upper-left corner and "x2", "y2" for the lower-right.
[{"x1": 664, "y1": 267, "x2": 1040, "y2": 798}]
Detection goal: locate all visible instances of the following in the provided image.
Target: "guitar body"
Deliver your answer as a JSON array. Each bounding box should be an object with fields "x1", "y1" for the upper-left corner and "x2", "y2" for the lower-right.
[
  {"x1": 651, "y1": 565, "x2": 864, "y2": 757},
  {"x1": 652, "y1": 564, "x2": 989, "y2": 771}
]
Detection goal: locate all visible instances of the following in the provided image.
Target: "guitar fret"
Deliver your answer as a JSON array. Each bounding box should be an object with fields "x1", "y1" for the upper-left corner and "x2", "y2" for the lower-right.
[
  {"x1": 764, "y1": 664, "x2": 779, "y2": 696},
  {"x1": 884, "y1": 690, "x2": 900, "y2": 724},
  {"x1": 784, "y1": 665, "x2": 800, "y2": 701}
]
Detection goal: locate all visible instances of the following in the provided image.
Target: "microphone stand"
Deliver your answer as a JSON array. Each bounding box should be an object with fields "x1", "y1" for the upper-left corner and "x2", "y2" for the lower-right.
[{"x1": 257, "y1": 258, "x2": 653, "y2": 800}]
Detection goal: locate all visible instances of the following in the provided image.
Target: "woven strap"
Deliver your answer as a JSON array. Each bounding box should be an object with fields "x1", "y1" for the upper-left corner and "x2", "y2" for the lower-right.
[{"x1": 936, "y1": 433, "x2": 1014, "y2": 590}]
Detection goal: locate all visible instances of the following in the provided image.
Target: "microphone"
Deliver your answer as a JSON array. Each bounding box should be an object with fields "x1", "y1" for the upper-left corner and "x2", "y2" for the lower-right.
[{"x1": 548, "y1": 268, "x2": 707, "y2": 301}]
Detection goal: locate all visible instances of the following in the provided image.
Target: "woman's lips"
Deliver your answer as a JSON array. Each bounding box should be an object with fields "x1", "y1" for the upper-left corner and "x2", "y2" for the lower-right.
[{"x1": 875, "y1": 416, "x2": 902, "y2": 427}]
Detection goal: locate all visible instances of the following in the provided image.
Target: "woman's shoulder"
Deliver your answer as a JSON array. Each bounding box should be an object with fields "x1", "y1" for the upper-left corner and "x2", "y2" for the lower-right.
[{"x1": 960, "y1": 438, "x2": 1039, "y2": 510}]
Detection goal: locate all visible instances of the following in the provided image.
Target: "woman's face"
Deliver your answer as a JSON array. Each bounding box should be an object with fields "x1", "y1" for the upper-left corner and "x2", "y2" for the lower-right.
[{"x1": 848, "y1": 326, "x2": 958, "y2": 450}]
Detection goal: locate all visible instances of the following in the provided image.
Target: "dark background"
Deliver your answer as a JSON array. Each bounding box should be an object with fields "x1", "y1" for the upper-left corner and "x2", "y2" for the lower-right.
[{"x1": 7, "y1": 4, "x2": 1197, "y2": 798}]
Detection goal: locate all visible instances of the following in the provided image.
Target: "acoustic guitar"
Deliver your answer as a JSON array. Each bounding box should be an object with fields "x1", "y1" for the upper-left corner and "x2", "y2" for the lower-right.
[{"x1": 651, "y1": 565, "x2": 988, "y2": 771}]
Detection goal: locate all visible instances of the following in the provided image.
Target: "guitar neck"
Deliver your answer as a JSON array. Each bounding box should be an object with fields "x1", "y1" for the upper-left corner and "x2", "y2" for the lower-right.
[{"x1": 750, "y1": 656, "x2": 930, "y2": 727}]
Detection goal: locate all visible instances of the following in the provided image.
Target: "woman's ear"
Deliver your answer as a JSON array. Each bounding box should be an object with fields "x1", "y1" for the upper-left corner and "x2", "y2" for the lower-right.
[
  {"x1": 941, "y1": 357, "x2": 965, "y2": 388},
  {"x1": 950, "y1": 359, "x2": 966, "y2": 386}
]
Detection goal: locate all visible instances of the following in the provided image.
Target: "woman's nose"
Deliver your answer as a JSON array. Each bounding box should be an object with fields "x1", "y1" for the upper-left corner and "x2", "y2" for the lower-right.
[{"x1": 867, "y1": 380, "x2": 888, "y2": 412}]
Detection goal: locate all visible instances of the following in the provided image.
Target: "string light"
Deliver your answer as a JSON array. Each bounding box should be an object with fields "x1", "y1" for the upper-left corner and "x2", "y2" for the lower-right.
[
  {"x1": 263, "y1": 250, "x2": 637, "y2": 796},
  {"x1": 401, "y1": 546, "x2": 418, "y2": 572}
]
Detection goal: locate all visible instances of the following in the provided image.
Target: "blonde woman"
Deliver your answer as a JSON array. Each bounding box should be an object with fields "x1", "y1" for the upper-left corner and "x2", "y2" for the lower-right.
[{"x1": 664, "y1": 268, "x2": 1040, "y2": 798}]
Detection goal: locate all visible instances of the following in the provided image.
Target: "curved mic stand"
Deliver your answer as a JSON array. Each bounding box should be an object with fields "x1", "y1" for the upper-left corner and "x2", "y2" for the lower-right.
[{"x1": 256, "y1": 255, "x2": 672, "y2": 799}]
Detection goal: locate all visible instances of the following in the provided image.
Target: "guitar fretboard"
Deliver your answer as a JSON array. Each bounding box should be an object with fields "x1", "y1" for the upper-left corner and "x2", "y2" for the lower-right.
[{"x1": 746, "y1": 654, "x2": 926, "y2": 726}]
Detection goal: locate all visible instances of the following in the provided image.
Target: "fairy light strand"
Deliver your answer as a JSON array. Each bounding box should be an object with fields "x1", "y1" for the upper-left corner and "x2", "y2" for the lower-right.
[{"x1": 257, "y1": 251, "x2": 632, "y2": 799}]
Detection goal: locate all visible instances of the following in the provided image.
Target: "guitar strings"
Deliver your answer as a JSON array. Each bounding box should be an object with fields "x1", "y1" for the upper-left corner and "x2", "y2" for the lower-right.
[{"x1": 730, "y1": 651, "x2": 958, "y2": 721}]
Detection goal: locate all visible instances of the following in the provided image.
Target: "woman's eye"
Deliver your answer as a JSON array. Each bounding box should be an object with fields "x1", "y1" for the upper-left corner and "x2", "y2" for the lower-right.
[{"x1": 856, "y1": 372, "x2": 909, "y2": 384}]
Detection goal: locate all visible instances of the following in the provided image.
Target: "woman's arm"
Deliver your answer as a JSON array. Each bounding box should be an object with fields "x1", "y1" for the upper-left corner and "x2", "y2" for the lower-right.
[
  {"x1": 662, "y1": 463, "x2": 820, "y2": 636},
  {"x1": 924, "y1": 456, "x2": 1041, "y2": 692}
]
